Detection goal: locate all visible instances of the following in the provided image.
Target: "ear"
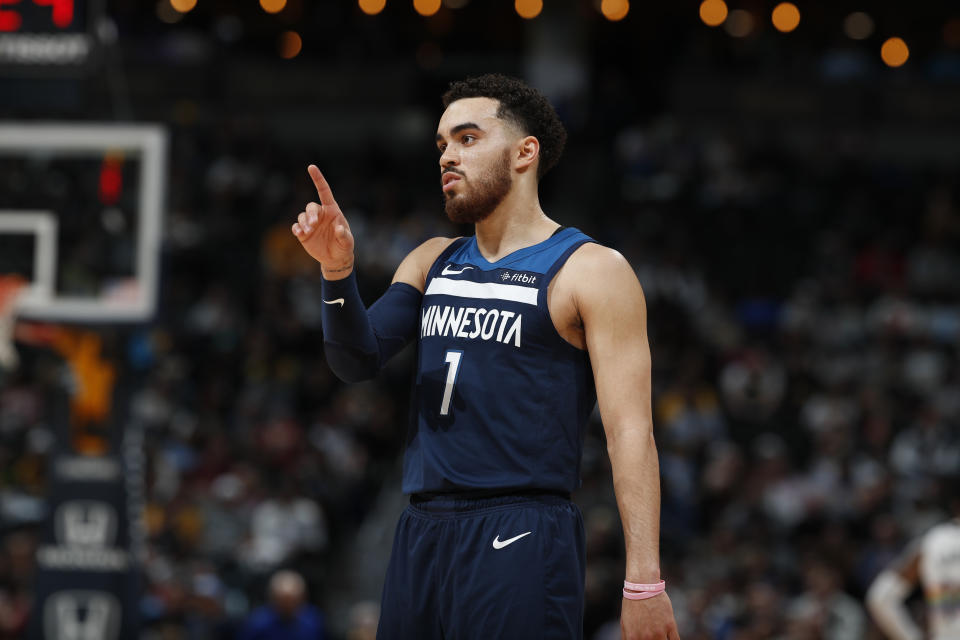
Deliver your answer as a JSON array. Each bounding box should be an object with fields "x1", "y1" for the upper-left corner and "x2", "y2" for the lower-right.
[{"x1": 515, "y1": 135, "x2": 540, "y2": 174}]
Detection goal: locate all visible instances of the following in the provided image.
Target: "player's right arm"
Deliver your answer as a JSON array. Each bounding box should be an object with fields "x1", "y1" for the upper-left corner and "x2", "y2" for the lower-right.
[
  {"x1": 866, "y1": 541, "x2": 923, "y2": 640},
  {"x1": 390, "y1": 236, "x2": 460, "y2": 293},
  {"x1": 291, "y1": 165, "x2": 454, "y2": 382}
]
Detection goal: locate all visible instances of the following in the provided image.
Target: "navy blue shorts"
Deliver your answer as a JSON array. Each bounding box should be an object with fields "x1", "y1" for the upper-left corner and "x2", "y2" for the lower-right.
[{"x1": 376, "y1": 493, "x2": 585, "y2": 640}]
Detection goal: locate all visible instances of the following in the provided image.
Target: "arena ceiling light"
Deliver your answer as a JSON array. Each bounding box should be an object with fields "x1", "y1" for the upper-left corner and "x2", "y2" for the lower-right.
[
  {"x1": 771, "y1": 2, "x2": 799, "y2": 33},
  {"x1": 278, "y1": 30, "x2": 301, "y2": 59},
  {"x1": 844, "y1": 12, "x2": 874, "y2": 40},
  {"x1": 259, "y1": 0, "x2": 286, "y2": 14},
  {"x1": 601, "y1": 0, "x2": 629, "y2": 22},
  {"x1": 413, "y1": 0, "x2": 441, "y2": 17},
  {"x1": 725, "y1": 9, "x2": 754, "y2": 38},
  {"x1": 169, "y1": 0, "x2": 196, "y2": 13},
  {"x1": 515, "y1": 0, "x2": 542, "y2": 20},
  {"x1": 881, "y1": 37, "x2": 909, "y2": 67},
  {"x1": 359, "y1": 0, "x2": 386, "y2": 15},
  {"x1": 699, "y1": 0, "x2": 727, "y2": 28}
]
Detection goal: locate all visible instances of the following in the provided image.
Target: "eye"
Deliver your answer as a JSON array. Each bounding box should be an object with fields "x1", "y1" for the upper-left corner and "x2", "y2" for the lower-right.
[
  {"x1": 437, "y1": 143, "x2": 447, "y2": 153},
  {"x1": 461, "y1": 134, "x2": 476, "y2": 144}
]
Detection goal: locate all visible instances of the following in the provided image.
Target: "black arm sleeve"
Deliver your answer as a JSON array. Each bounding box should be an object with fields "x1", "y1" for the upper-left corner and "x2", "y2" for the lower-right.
[{"x1": 320, "y1": 271, "x2": 422, "y2": 383}]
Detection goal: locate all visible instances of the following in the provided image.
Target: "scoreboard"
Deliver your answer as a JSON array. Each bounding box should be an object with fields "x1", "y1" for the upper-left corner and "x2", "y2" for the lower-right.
[{"x1": 0, "y1": 0, "x2": 99, "y2": 67}]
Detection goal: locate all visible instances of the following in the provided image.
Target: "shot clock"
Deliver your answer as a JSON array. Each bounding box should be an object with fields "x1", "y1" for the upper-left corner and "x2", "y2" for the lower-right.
[{"x1": 0, "y1": 0, "x2": 100, "y2": 67}]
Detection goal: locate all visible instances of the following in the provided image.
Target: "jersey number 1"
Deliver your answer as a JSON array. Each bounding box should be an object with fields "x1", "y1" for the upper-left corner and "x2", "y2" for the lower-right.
[{"x1": 440, "y1": 350, "x2": 462, "y2": 416}]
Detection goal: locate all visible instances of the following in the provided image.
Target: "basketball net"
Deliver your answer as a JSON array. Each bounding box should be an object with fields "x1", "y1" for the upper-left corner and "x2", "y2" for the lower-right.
[{"x1": 0, "y1": 275, "x2": 27, "y2": 370}]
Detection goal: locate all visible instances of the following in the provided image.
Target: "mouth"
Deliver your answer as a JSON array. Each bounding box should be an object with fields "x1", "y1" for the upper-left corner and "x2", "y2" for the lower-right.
[{"x1": 442, "y1": 172, "x2": 462, "y2": 193}]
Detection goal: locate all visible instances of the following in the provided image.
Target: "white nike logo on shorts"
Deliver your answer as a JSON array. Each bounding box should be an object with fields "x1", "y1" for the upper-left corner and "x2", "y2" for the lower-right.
[
  {"x1": 492, "y1": 531, "x2": 532, "y2": 549},
  {"x1": 323, "y1": 298, "x2": 345, "y2": 307},
  {"x1": 441, "y1": 265, "x2": 474, "y2": 276}
]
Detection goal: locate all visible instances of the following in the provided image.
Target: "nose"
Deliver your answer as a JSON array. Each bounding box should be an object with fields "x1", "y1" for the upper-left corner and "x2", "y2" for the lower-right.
[{"x1": 439, "y1": 146, "x2": 459, "y2": 169}]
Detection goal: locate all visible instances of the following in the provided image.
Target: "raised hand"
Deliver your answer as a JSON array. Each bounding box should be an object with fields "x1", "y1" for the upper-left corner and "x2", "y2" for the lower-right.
[{"x1": 292, "y1": 165, "x2": 355, "y2": 278}]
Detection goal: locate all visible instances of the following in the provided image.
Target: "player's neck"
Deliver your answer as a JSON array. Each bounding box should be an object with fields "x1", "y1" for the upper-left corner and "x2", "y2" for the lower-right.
[{"x1": 473, "y1": 191, "x2": 556, "y2": 262}]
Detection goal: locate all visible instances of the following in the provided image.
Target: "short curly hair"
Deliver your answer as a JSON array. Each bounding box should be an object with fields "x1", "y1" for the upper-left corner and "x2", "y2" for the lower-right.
[{"x1": 442, "y1": 74, "x2": 567, "y2": 180}]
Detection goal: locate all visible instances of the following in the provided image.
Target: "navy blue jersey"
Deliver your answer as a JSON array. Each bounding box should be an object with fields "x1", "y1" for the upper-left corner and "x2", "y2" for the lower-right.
[{"x1": 403, "y1": 227, "x2": 598, "y2": 495}]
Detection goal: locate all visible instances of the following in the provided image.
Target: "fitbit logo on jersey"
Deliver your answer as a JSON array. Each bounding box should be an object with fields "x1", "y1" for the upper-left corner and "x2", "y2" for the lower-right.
[
  {"x1": 421, "y1": 305, "x2": 522, "y2": 347},
  {"x1": 500, "y1": 270, "x2": 537, "y2": 284}
]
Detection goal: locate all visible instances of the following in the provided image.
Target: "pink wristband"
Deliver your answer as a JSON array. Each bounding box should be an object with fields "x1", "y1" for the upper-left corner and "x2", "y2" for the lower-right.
[
  {"x1": 623, "y1": 579, "x2": 665, "y2": 592},
  {"x1": 622, "y1": 588, "x2": 664, "y2": 600}
]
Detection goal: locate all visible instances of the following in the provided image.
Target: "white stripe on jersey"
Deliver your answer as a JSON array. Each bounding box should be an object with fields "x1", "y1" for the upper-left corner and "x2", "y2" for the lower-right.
[{"x1": 424, "y1": 277, "x2": 538, "y2": 306}]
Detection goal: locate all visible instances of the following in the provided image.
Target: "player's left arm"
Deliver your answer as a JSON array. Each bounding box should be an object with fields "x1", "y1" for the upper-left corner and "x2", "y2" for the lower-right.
[
  {"x1": 866, "y1": 540, "x2": 923, "y2": 640},
  {"x1": 575, "y1": 245, "x2": 680, "y2": 640}
]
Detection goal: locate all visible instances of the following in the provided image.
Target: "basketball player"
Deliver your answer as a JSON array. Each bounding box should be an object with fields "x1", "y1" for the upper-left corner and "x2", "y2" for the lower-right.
[
  {"x1": 866, "y1": 481, "x2": 960, "y2": 640},
  {"x1": 292, "y1": 74, "x2": 679, "y2": 639}
]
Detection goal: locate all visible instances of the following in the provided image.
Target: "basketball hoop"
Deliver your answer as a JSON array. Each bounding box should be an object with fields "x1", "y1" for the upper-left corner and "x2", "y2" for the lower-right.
[{"x1": 0, "y1": 275, "x2": 27, "y2": 370}]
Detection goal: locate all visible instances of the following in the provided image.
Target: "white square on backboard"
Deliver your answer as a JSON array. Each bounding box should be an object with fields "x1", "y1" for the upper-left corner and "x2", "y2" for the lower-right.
[
  {"x1": 0, "y1": 124, "x2": 167, "y2": 322},
  {"x1": 0, "y1": 211, "x2": 57, "y2": 307}
]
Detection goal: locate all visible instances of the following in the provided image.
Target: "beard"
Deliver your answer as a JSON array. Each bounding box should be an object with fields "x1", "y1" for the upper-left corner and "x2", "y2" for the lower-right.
[{"x1": 443, "y1": 149, "x2": 513, "y2": 225}]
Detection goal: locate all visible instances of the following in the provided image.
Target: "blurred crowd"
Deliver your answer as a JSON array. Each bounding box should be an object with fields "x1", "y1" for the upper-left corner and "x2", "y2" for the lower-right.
[
  {"x1": 1, "y1": 107, "x2": 957, "y2": 638},
  {"x1": 1, "y1": 16, "x2": 960, "y2": 633},
  {"x1": 578, "y1": 118, "x2": 960, "y2": 639}
]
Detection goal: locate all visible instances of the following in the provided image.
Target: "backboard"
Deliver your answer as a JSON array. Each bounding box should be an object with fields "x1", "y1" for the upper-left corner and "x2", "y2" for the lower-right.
[{"x1": 0, "y1": 123, "x2": 167, "y2": 323}]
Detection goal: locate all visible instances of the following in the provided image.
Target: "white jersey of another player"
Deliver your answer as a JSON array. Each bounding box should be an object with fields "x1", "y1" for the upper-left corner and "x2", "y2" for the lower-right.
[
  {"x1": 920, "y1": 520, "x2": 960, "y2": 640},
  {"x1": 867, "y1": 518, "x2": 960, "y2": 640}
]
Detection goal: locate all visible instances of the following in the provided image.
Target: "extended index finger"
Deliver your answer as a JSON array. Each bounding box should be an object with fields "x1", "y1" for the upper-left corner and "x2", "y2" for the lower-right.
[{"x1": 308, "y1": 164, "x2": 337, "y2": 205}]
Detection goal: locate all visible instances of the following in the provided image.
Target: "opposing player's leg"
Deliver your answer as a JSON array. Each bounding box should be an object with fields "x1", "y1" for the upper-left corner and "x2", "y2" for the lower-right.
[
  {"x1": 376, "y1": 508, "x2": 447, "y2": 640},
  {"x1": 442, "y1": 495, "x2": 586, "y2": 639}
]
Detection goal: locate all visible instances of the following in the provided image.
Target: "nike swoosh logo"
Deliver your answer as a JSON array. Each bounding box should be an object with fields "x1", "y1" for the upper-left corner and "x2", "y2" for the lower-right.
[
  {"x1": 492, "y1": 531, "x2": 532, "y2": 550},
  {"x1": 322, "y1": 298, "x2": 345, "y2": 307},
  {"x1": 441, "y1": 265, "x2": 474, "y2": 276}
]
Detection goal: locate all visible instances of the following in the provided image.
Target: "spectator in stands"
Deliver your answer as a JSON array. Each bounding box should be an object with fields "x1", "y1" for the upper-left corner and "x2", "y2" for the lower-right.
[{"x1": 238, "y1": 570, "x2": 325, "y2": 640}]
